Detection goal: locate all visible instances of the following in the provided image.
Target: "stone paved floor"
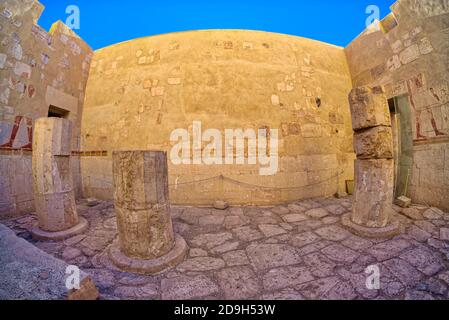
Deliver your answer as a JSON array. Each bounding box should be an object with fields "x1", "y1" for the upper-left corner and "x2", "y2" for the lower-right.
[{"x1": 2, "y1": 196, "x2": 449, "y2": 300}]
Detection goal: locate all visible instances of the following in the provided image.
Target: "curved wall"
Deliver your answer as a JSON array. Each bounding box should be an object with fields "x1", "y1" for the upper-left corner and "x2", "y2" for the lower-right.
[{"x1": 81, "y1": 30, "x2": 355, "y2": 205}]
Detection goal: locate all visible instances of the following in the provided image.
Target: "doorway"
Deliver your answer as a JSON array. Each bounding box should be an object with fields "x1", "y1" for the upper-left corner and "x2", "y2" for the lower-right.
[{"x1": 388, "y1": 95, "x2": 413, "y2": 198}]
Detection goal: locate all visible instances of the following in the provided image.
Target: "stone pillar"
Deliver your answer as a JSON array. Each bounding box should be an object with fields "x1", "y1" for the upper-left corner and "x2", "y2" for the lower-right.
[
  {"x1": 342, "y1": 86, "x2": 401, "y2": 238},
  {"x1": 31, "y1": 118, "x2": 88, "y2": 240},
  {"x1": 109, "y1": 151, "x2": 187, "y2": 275}
]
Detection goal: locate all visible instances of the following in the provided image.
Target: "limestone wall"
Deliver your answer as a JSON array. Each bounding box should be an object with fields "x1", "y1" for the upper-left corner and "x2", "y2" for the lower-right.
[
  {"x1": 81, "y1": 30, "x2": 355, "y2": 205},
  {"x1": 0, "y1": 0, "x2": 93, "y2": 218},
  {"x1": 345, "y1": 0, "x2": 449, "y2": 210}
]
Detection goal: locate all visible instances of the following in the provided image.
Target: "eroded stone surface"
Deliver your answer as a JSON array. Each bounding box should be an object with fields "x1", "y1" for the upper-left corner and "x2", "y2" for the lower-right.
[{"x1": 2, "y1": 196, "x2": 448, "y2": 300}]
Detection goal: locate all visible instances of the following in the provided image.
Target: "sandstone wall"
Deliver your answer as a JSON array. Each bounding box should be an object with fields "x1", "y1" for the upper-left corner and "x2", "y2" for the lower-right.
[
  {"x1": 0, "y1": 0, "x2": 93, "y2": 218},
  {"x1": 345, "y1": 0, "x2": 449, "y2": 210},
  {"x1": 81, "y1": 30, "x2": 355, "y2": 205}
]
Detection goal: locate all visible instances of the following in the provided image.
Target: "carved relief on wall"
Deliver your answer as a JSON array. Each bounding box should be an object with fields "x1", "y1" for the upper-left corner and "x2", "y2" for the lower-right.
[
  {"x1": 0, "y1": 116, "x2": 33, "y2": 150},
  {"x1": 405, "y1": 73, "x2": 447, "y2": 141}
]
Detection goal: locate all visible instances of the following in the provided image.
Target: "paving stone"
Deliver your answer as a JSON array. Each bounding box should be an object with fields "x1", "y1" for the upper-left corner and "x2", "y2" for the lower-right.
[
  {"x1": 177, "y1": 257, "x2": 225, "y2": 272},
  {"x1": 416, "y1": 278, "x2": 447, "y2": 295},
  {"x1": 252, "y1": 216, "x2": 280, "y2": 225},
  {"x1": 296, "y1": 220, "x2": 323, "y2": 230},
  {"x1": 161, "y1": 275, "x2": 219, "y2": 300},
  {"x1": 179, "y1": 208, "x2": 209, "y2": 225},
  {"x1": 103, "y1": 218, "x2": 117, "y2": 230},
  {"x1": 222, "y1": 250, "x2": 250, "y2": 267},
  {"x1": 232, "y1": 226, "x2": 263, "y2": 242},
  {"x1": 440, "y1": 228, "x2": 449, "y2": 241},
  {"x1": 384, "y1": 281, "x2": 405, "y2": 297},
  {"x1": 282, "y1": 214, "x2": 308, "y2": 223},
  {"x1": 321, "y1": 244, "x2": 360, "y2": 264},
  {"x1": 258, "y1": 224, "x2": 287, "y2": 238},
  {"x1": 404, "y1": 290, "x2": 435, "y2": 300},
  {"x1": 262, "y1": 266, "x2": 314, "y2": 291},
  {"x1": 341, "y1": 235, "x2": 373, "y2": 251},
  {"x1": 118, "y1": 274, "x2": 154, "y2": 286},
  {"x1": 271, "y1": 206, "x2": 290, "y2": 215},
  {"x1": 211, "y1": 241, "x2": 239, "y2": 254},
  {"x1": 301, "y1": 200, "x2": 321, "y2": 209},
  {"x1": 216, "y1": 266, "x2": 261, "y2": 299},
  {"x1": 315, "y1": 225, "x2": 351, "y2": 241},
  {"x1": 83, "y1": 268, "x2": 116, "y2": 289},
  {"x1": 290, "y1": 231, "x2": 320, "y2": 248},
  {"x1": 199, "y1": 215, "x2": 225, "y2": 226},
  {"x1": 399, "y1": 247, "x2": 444, "y2": 276},
  {"x1": 423, "y1": 208, "x2": 444, "y2": 220},
  {"x1": 401, "y1": 207, "x2": 424, "y2": 220},
  {"x1": 322, "y1": 216, "x2": 340, "y2": 225},
  {"x1": 367, "y1": 239, "x2": 412, "y2": 261},
  {"x1": 382, "y1": 258, "x2": 423, "y2": 286},
  {"x1": 287, "y1": 204, "x2": 306, "y2": 214},
  {"x1": 297, "y1": 277, "x2": 357, "y2": 300},
  {"x1": 279, "y1": 223, "x2": 294, "y2": 231},
  {"x1": 324, "y1": 205, "x2": 347, "y2": 216},
  {"x1": 260, "y1": 288, "x2": 305, "y2": 300},
  {"x1": 223, "y1": 215, "x2": 248, "y2": 229},
  {"x1": 61, "y1": 247, "x2": 82, "y2": 260},
  {"x1": 305, "y1": 208, "x2": 329, "y2": 219},
  {"x1": 297, "y1": 240, "x2": 332, "y2": 256},
  {"x1": 246, "y1": 244, "x2": 302, "y2": 271},
  {"x1": 408, "y1": 225, "x2": 432, "y2": 242},
  {"x1": 190, "y1": 232, "x2": 233, "y2": 249},
  {"x1": 304, "y1": 252, "x2": 336, "y2": 278},
  {"x1": 342, "y1": 271, "x2": 379, "y2": 299},
  {"x1": 437, "y1": 271, "x2": 449, "y2": 285},
  {"x1": 80, "y1": 236, "x2": 111, "y2": 252},
  {"x1": 414, "y1": 221, "x2": 438, "y2": 235},
  {"x1": 189, "y1": 248, "x2": 208, "y2": 257}
]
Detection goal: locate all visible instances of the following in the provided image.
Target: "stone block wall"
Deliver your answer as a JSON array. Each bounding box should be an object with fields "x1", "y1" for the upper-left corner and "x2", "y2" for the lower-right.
[
  {"x1": 81, "y1": 30, "x2": 355, "y2": 205},
  {"x1": 0, "y1": 0, "x2": 93, "y2": 218},
  {"x1": 345, "y1": 0, "x2": 449, "y2": 210}
]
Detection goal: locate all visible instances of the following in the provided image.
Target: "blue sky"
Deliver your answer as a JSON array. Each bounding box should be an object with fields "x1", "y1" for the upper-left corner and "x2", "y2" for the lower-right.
[{"x1": 38, "y1": 0, "x2": 396, "y2": 50}]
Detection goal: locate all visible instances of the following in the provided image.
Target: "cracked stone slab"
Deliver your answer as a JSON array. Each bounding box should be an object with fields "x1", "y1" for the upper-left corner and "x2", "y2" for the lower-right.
[
  {"x1": 260, "y1": 288, "x2": 305, "y2": 300},
  {"x1": 315, "y1": 225, "x2": 351, "y2": 241},
  {"x1": 161, "y1": 275, "x2": 219, "y2": 300},
  {"x1": 177, "y1": 257, "x2": 225, "y2": 272},
  {"x1": 262, "y1": 265, "x2": 314, "y2": 291},
  {"x1": 305, "y1": 208, "x2": 329, "y2": 219},
  {"x1": 290, "y1": 231, "x2": 320, "y2": 248},
  {"x1": 367, "y1": 239, "x2": 412, "y2": 261},
  {"x1": 216, "y1": 266, "x2": 261, "y2": 299},
  {"x1": 399, "y1": 247, "x2": 444, "y2": 276},
  {"x1": 190, "y1": 232, "x2": 233, "y2": 249},
  {"x1": 304, "y1": 252, "x2": 336, "y2": 278},
  {"x1": 232, "y1": 226, "x2": 264, "y2": 242},
  {"x1": 246, "y1": 244, "x2": 302, "y2": 271},
  {"x1": 321, "y1": 244, "x2": 360, "y2": 264},
  {"x1": 258, "y1": 224, "x2": 287, "y2": 237},
  {"x1": 222, "y1": 250, "x2": 250, "y2": 267},
  {"x1": 297, "y1": 277, "x2": 357, "y2": 300},
  {"x1": 210, "y1": 241, "x2": 239, "y2": 254},
  {"x1": 382, "y1": 258, "x2": 423, "y2": 287},
  {"x1": 282, "y1": 214, "x2": 308, "y2": 223}
]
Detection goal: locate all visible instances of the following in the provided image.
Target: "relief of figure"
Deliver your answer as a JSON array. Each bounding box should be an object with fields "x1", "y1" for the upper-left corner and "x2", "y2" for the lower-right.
[
  {"x1": 406, "y1": 74, "x2": 446, "y2": 140},
  {"x1": 0, "y1": 116, "x2": 33, "y2": 149}
]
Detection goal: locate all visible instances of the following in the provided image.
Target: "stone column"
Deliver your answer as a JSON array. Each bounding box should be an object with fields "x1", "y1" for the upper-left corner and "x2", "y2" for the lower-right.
[
  {"x1": 342, "y1": 86, "x2": 402, "y2": 238},
  {"x1": 109, "y1": 151, "x2": 187, "y2": 275},
  {"x1": 31, "y1": 118, "x2": 88, "y2": 240}
]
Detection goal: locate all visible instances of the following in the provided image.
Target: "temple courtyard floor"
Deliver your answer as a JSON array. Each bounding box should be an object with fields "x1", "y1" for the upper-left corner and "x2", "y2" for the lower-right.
[{"x1": 2, "y1": 196, "x2": 449, "y2": 300}]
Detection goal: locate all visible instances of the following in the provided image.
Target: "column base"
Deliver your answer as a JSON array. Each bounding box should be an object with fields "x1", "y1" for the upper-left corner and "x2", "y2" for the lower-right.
[
  {"x1": 341, "y1": 213, "x2": 402, "y2": 238},
  {"x1": 109, "y1": 234, "x2": 188, "y2": 275},
  {"x1": 31, "y1": 217, "x2": 89, "y2": 241}
]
